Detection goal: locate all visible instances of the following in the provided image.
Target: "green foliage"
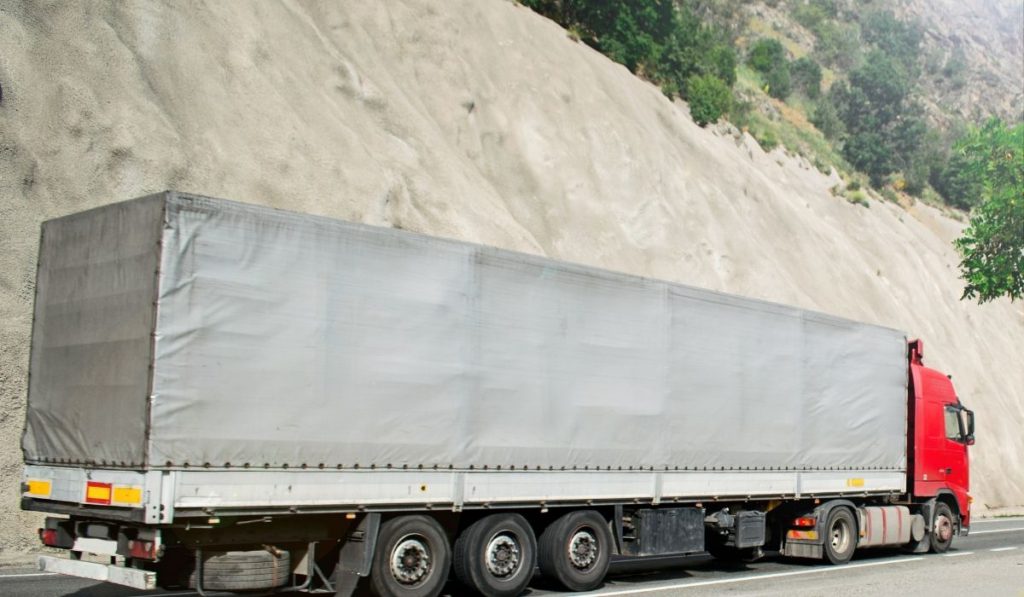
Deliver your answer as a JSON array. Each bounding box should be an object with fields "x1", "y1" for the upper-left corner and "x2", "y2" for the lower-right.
[
  {"x1": 792, "y1": 2, "x2": 829, "y2": 30},
  {"x1": 813, "y1": 21, "x2": 861, "y2": 70},
  {"x1": 747, "y1": 38, "x2": 786, "y2": 74},
  {"x1": 842, "y1": 131, "x2": 894, "y2": 186},
  {"x1": 847, "y1": 189, "x2": 870, "y2": 207},
  {"x1": 954, "y1": 119, "x2": 1024, "y2": 303},
  {"x1": 860, "y1": 10, "x2": 922, "y2": 75},
  {"x1": 933, "y1": 149, "x2": 984, "y2": 209},
  {"x1": 790, "y1": 57, "x2": 822, "y2": 98},
  {"x1": 830, "y1": 51, "x2": 924, "y2": 186},
  {"x1": 754, "y1": 128, "x2": 779, "y2": 151},
  {"x1": 705, "y1": 43, "x2": 738, "y2": 86},
  {"x1": 810, "y1": 98, "x2": 844, "y2": 140},
  {"x1": 765, "y1": 63, "x2": 792, "y2": 99},
  {"x1": 686, "y1": 74, "x2": 732, "y2": 126},
  {"x1": 521, "y1": 0, "x2": 737, "y2": 105},
  {"x1": 941, "y1": 47, "x2": 968, "y2": 89}
]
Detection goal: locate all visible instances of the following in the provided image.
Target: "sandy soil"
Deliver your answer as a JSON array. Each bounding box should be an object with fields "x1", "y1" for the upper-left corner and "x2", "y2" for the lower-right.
[{"x1": 0, "y1": 0, "x2": 1021, "y2": 559}]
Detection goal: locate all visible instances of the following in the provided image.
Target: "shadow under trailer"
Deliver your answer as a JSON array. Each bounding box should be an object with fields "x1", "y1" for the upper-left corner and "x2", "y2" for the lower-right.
[{"x1": 22, "y1": 192, "x2": 974, "y2": 596}]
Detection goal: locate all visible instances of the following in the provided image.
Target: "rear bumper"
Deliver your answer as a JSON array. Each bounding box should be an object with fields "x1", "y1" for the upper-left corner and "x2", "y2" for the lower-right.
[{"x1": 38, "y1": 555, "x2": 156, "y2": 591}]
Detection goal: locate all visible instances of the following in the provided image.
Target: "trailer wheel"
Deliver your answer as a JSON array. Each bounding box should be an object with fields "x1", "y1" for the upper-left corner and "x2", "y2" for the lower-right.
[
  {"x1": 929, "y1": 502, "x2": 955, "y2": 554},
  {"x1": 370, "y1": 515, "x2": 450, "y2": 597},
  {"x1": 453, "y1": 513, "x2": 537, "y2": 597},
  {"x1": 538, "y1": 510, "x2": 611, "y2": 592},
  {"x1": 823, "y1": 508, "x2": 856, "y2": 565}
]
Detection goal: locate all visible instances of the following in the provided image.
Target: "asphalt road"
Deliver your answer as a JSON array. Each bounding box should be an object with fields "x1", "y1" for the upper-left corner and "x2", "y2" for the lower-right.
[{"x1": 2, "y1": 517, "x2": 1021, "y2": 597}]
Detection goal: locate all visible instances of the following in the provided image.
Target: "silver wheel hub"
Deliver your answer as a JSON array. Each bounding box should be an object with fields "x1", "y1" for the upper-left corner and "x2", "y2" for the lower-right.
[
  {"x1": 830, "y1": 519, "x2": 850, "y2": 553},
  {"x1": 485, "y1": 533, "x2": 521, "y2": 577},
  {"x1": 935, "y1": 515, "x2": 953, "y2": 542},
  {"x1": 390, "y1": 535, "x2": 431, "y2": 585},
  {"x1": 568, "y1": 529, "x2": 598, "y2": 570}
]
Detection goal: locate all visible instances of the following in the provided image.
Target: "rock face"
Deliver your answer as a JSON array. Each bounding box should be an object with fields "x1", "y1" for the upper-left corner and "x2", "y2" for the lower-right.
[
  {"x1": 898, "y1": 0, "x2": 1024, "y2": 124},
  {"x1": 0, "y1": 0, "x2": 1021, "y2": 557}
]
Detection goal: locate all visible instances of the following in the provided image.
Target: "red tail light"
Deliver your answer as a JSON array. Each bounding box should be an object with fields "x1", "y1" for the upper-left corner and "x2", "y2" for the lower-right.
[
  {"x1": 793, "y1": 516, "x2": 817, "y2": 528},
  {"x1": 129, "y1": 539, "x2": 158, "y2": 560},
  {"x1": 39, "y1": 528, "x2": 59, "y2": 547}
]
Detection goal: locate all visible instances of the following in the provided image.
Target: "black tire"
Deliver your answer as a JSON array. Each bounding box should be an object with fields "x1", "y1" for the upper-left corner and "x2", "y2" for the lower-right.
[
  {"x1": 453, "y1": 513, "x2": 537, "y2": 597},
  {"x1": 186, "y1": 548, "x2": 291, "y2": 591},
  {"x1": 929, "y1": 502, "x2": 955, "y2": 554},
  {"x1": 370, "y1": 515, "x2": 451, "y2": 597},
  {"x1": 822, "y1": 508, "x2": 856, "y2": 565},
  {"x1": 537, "y1": 510, "x2": 612, "y2": 592}
]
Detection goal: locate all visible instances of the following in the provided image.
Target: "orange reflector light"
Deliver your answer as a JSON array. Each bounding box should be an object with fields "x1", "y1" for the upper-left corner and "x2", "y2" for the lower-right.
[
  {"x1": 85, "y1": 481, "x2": 112, "y2": 505},
  {"x1": 112, "y1": 486, "x2": 142, "y2": 505},
  {"x1": 26, "y1": 479, "x2": 52, "y2": 497},
  {"x1": 793, "y1": 516, "x2": 817, "y2": 528},
  {"x1": 787, "y1": 529, "x2": 819, "y2": 541}
]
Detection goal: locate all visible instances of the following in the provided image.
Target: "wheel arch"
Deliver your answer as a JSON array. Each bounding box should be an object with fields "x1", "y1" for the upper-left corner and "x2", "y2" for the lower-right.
[{"x1": 813, "y1": 499, "x2": 860, "y2": 538}]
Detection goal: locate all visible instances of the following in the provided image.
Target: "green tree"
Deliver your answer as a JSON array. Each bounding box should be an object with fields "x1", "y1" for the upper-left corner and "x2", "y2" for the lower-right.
[
  {"x1": 686, "y1": 74, "x2": 732, "y2": 126},
  {"x1": 954, "y1": 119, "x2": 1024, "y2": 303},
  {"x1": 747, "y1": 38, "x2": 786, "y2": 74},
  {"x1": 933, "y1": 149, "x2": 985, "y2": 209},
  {"x1": 810, "y1": 97, "x2": 844, "y2": 139},
  {"x1": 765, "y1": 62, "x2": 792, "y2": 99},
  {"x1": 790, "y1": 56, "x2": 822, "y2": 98},
  {"x1": 831, "y1": 51, "x2": 921, "y2": 185},
  {"x1": 860, "y1": 10, "x2": 922, "y2": 75},
  {"x1": 521, "y1": 1, "x2": 737, "y2": 100},
  {"x1": 813, "y1": 20, "x2": 861, "y2": 70}
]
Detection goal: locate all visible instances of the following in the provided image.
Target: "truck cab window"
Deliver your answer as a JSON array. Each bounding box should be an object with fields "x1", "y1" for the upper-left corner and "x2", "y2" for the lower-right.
[{"x1": 944, "y1": 405, "x2": 964, "y2": 442}]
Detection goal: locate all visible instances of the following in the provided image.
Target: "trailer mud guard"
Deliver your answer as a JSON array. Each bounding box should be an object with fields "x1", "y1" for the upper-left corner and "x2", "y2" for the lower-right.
[{"x1": 335, "y1": 513, "x2": 381, "y2": 597}]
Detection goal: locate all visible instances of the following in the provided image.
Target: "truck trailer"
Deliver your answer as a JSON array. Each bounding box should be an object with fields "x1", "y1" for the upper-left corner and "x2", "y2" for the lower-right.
[{"x1": 22, "y1": 191, "x2": 974, "y2": 596}]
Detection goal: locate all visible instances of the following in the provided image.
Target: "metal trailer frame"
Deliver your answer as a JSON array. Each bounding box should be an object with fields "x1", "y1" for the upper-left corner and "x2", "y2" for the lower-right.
[{"x1": 24, "y1": 464, "x2": 905, "y2": 524}]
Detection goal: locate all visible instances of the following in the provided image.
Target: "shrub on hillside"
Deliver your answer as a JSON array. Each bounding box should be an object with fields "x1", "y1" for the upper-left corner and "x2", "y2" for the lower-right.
[
  {"x1": 813, "y1": 21, "x2": 861, "y2": 70},
  {"x1": 765, "y1": 63, "x2": 792, "y2": 99},
  {"x1": 861, "y1": 10, "x2": 922, "y2": 75},
  {"x1": 521, "y1": 1, "x2": 737, "y2": 102},
  {"x1": 747, "y1": 38, "x2": 786, "y2": 74},
  {"x1": 810, "y1": 98, "x2": 843, "y2": 139},
  {"x1": 790, "y1": 57, "x2": 822, "y2": 98},
  {"x1": 686, "y1": 74, "x2": 732, "y2": 126}
]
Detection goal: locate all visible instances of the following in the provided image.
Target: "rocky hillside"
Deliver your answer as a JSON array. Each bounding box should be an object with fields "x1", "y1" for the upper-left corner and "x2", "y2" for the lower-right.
[
  {"x1": 1, "y1": 0, "x2": 1022, "y2": 559},
  {"x1": 898, "y1": 0, "x2": 1024, "y2": 124}
]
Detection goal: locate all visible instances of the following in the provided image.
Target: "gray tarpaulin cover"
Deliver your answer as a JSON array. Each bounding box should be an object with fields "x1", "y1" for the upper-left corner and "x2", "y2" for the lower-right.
[{"x1": 24, "y1": 192, "x2": 909, "y2": 471}]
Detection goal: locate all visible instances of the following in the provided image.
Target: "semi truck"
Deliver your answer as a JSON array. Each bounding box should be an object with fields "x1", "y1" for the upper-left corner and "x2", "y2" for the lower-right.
[{"x1": 22, "y1": 191, "x2": 974, "y2": 596}]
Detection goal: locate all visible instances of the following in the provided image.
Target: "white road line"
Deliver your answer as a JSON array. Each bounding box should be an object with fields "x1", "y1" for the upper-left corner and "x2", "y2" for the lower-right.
[
  {"x1": 990, "y1": 546, "x2": 1018, "y2": 552},
  {"x1": 943, "y1": 551, "x2": 973, "y2": 557},
  {"x1": 575, "y1": 557, "x2": 925, "y2": 596},
  {"x1": 0, "y1": 572, "x2": 57, "y2": 579},
  {"x1": 970, "y1": 527, "x2": 1024, "y2": 535},
  {"x1": 973, "y1": 517, "x2": 1024, "y2": 524}
]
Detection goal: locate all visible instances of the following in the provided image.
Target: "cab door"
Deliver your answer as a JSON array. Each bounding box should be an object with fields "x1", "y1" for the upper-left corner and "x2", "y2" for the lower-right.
[{"x1": 940, "y1": 403, "x2": 970, "y2": 497}]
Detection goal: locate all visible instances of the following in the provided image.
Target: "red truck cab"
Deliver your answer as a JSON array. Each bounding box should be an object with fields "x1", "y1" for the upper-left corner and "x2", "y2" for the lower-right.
[{"x1": 908, "y1": 339, "x2": 974, "y2": 536}]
